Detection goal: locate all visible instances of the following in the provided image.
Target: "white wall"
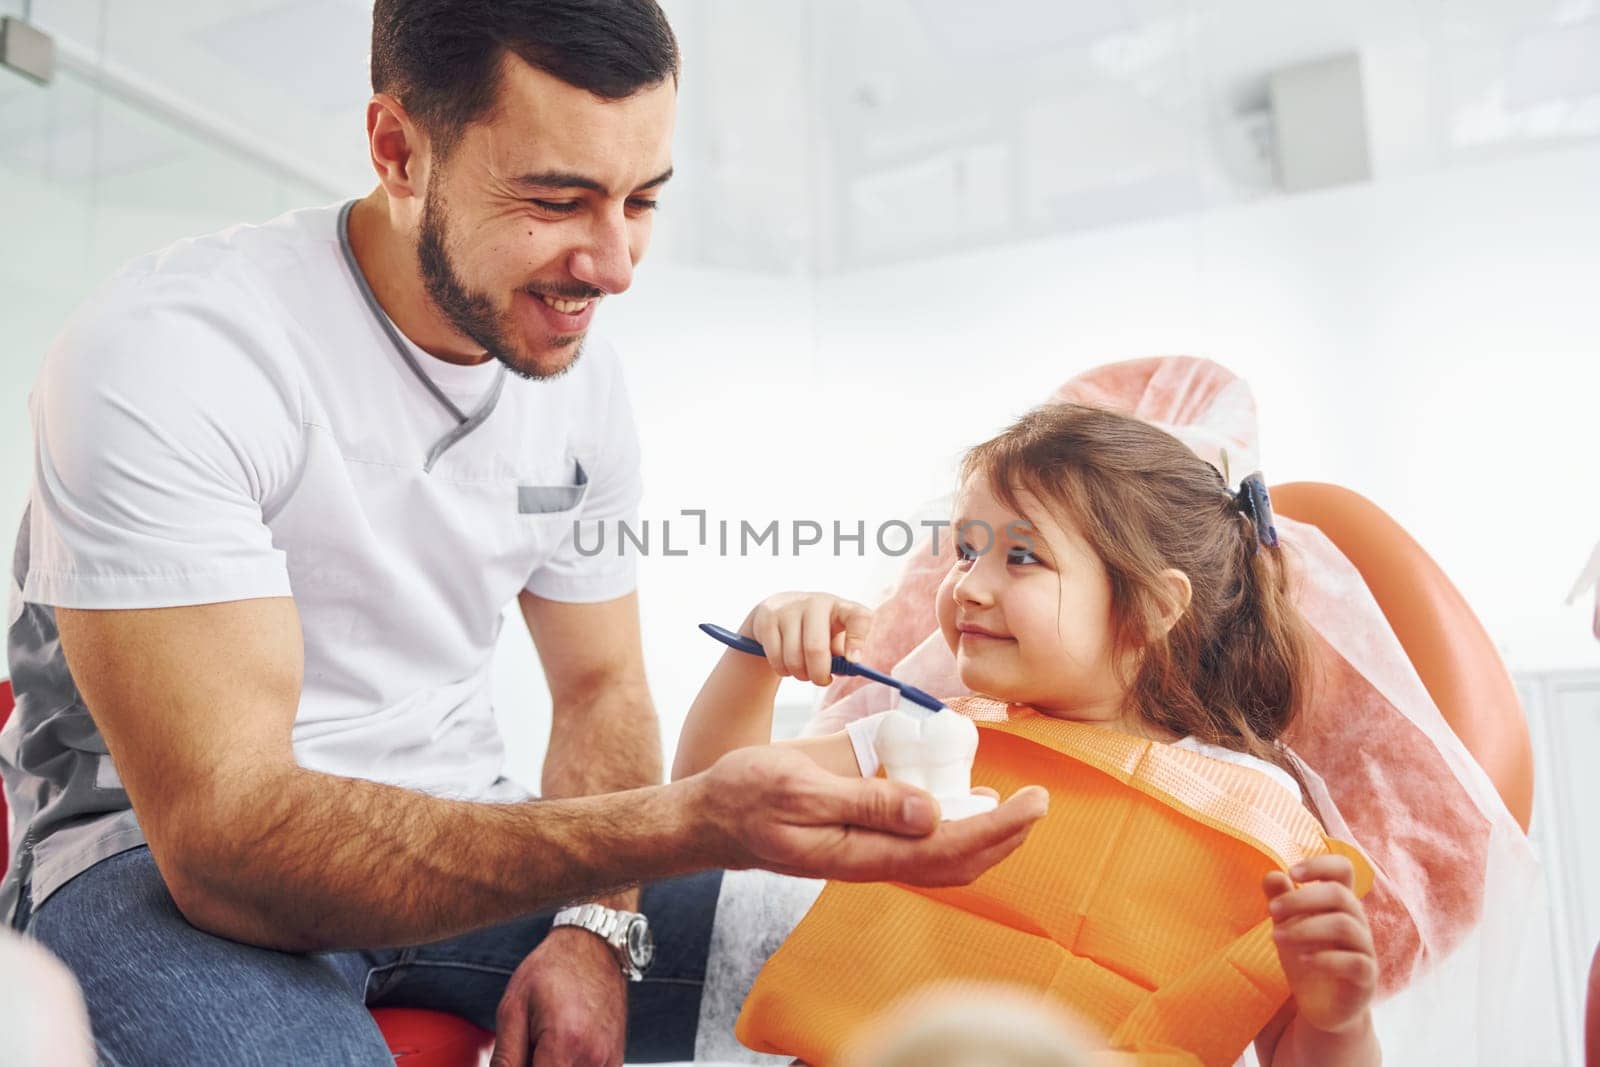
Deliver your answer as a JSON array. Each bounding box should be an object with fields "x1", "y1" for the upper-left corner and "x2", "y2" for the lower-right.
[{"x1": 808, "y1": 142, "x2": 1600, "y2": 675}]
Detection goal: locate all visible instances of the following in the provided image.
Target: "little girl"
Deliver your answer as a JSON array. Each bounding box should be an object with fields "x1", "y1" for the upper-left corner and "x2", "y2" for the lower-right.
[{"x1": 674, "y1": 404, "x2": 1380, "y2": 1067}]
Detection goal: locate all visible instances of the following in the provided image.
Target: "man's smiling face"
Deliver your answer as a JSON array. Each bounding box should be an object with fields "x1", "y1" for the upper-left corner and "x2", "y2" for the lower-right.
[{"x1": 414, "y1": 58, "x2": 676, "y2": 381}]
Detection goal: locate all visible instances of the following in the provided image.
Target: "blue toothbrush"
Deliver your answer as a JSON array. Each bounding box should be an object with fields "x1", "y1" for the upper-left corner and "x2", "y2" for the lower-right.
[{"x1": 699, "y1": 622, "x2": 948, "y2": 713}]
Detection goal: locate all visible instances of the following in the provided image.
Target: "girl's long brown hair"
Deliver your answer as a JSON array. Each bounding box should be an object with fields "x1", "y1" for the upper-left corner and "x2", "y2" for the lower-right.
[{"x1": 962, "y1": 403, "x2": 1315, "y2": 785}]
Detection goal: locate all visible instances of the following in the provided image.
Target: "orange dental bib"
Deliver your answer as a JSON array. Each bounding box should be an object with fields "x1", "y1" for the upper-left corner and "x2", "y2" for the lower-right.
[{"x1": 736, "y1": 697, "x2": 1373, "y2": 1066}]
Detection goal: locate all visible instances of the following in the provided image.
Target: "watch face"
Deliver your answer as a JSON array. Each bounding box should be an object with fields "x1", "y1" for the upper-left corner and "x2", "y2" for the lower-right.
[{"x1": 625, "y1": 916, "x2": 655, "y2": 972}]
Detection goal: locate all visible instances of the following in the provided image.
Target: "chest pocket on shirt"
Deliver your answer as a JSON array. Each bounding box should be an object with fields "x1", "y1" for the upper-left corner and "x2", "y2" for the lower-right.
[{"x1": 518, "y1": 459, "x2": 589, "y2": 514}]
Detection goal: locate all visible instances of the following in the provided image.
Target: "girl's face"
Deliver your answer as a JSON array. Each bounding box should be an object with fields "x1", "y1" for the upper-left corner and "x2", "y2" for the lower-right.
[{"x1": 936, "y1": 475, "x2": 1128, "y2": 722}]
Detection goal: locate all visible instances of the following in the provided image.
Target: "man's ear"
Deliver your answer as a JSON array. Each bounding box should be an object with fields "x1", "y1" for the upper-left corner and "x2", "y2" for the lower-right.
[
  {"x1": 1155, "y1": 568, "x2": 1193, "y2": 637},
  {"x1": 365, "y1": 92, "x2": 427, "y2": 201}
]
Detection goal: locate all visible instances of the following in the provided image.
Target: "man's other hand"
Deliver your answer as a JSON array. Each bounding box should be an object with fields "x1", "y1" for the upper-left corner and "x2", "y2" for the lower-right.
[{"x1": 489, "y1": 927, "x2": 627, "y2": 1067}]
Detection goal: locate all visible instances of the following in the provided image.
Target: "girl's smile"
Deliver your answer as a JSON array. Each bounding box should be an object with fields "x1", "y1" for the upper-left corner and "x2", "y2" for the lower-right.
[{"x1": 937, "y1": 475, "x2": 1127, "y2": 722}]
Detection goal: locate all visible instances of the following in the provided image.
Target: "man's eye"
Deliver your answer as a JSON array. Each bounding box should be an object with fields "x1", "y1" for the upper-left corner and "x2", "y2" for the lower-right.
[
  {"x1": 627, "y1": 198, "x2": 660, "y2": 212},
  {"x1": 529, "y1": 200, "x2": 580, "y2": 214}
]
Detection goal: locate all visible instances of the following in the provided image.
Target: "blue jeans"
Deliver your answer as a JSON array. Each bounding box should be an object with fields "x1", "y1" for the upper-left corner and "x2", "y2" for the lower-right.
[{"x1": 20, "y1": 846, "x2": 723, "y2": 1066}]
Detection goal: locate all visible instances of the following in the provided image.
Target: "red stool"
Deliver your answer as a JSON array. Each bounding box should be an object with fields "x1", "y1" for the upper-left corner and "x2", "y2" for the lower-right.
[
  {"x1": 0, "y1": 680, "x2": 494, "y2": 1064},
  {"x1": 373, "y1": 1007, "x2": 493, "y2": 1065},
  {"x1": 1587, "y1": 939, "x2": 1600, "y2": 1067}
]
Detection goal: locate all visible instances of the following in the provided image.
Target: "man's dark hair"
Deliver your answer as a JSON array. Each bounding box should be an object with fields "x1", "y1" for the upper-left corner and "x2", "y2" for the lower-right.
[{"x1": 371, "y1": 0, "x2": 679, "y2": 155}]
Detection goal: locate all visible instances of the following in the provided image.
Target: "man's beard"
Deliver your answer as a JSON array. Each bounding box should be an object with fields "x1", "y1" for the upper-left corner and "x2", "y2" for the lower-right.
[{"x1": 416, "y1": 181, "x2": 590, "y2": 382}]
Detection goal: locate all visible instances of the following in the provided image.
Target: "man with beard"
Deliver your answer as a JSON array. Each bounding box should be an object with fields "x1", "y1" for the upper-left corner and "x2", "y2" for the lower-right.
[{"x1": 0, "y1": 1, "x2": 1048, "y2": 1064}]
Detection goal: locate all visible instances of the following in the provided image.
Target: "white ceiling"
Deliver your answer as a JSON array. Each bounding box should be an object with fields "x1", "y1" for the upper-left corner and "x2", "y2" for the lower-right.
[{"x1": 2, "y1": 0, "x2": 1596, "y2": 272}]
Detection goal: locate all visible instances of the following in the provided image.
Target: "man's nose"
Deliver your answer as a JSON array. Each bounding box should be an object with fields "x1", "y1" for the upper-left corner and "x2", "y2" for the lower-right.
[{"x1": 567, "y1": 210, "x2": 634, "y2": 295}]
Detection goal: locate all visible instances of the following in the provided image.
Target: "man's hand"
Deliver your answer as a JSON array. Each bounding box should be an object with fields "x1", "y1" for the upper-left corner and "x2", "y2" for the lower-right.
[
  {"x1": 489, "y1": 927, "x2": 627, "y2": 1067},
  {"x1": 1264, "y1": 855, "x2": 1378, "y2": 1036},
  {"x1": 692, "y1": 744, "x2": 1048, "y2": 885}
]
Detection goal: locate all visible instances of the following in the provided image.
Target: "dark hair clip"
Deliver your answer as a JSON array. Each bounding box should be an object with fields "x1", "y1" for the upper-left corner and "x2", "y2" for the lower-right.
[{"x1": 1234, "y1": 472, "x2": 1279, "y2": 550}]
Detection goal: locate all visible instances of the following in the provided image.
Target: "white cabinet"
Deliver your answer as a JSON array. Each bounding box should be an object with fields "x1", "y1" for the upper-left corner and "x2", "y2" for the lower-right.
[{"x1": 1520, "y1": 670, "x2": 1600, "y2": 1064}]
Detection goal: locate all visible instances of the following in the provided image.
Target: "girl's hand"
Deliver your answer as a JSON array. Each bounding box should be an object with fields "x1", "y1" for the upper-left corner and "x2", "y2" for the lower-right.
[
  {"x1": 740, "y1": 592, "x2": 874, "y2": 686},
  {"x1": 1263, "y1": 854, "x2": 1378, "y2": 1035}
]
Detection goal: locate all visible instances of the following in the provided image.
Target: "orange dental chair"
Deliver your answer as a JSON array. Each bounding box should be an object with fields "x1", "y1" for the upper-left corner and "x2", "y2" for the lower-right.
[{"x1": 1268, "y1": 482, "x2": 1532, "y2": 831}]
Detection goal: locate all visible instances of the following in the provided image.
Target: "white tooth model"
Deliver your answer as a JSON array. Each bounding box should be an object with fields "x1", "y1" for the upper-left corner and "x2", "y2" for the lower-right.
[{"x1": 873, "y1": 702, "x2": 998, "y2": 820}]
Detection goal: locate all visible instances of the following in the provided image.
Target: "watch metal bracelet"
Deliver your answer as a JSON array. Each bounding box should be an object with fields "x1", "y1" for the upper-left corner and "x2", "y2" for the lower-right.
[{"x1": 552, "y1": 903, "x2": 646, "y2": 980}]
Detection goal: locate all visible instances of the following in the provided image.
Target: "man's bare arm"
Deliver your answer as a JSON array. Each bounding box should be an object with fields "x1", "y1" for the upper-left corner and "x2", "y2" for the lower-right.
[
  {"x1": 522, "y1": 590, "x2": 661, "y2": 806},
  {"x1": 520, "y1": 590, "x2": 660, "y2": 914},
  {"x1": 55, "y1": 597, "x2": 692, "y2": 951},
  {"x1": 55, "y1": 598, "x2": 1048, "y2": 954}
]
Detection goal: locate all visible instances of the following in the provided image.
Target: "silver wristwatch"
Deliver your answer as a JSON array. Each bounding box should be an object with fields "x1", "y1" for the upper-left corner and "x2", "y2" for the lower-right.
[{"x1": 550, "y1": 903, "x2": 655, "y2": 981}]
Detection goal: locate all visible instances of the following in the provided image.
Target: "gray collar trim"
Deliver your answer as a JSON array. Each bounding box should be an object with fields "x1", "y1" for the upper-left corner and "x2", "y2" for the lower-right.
[
  {"x1": 424, "y1": 368, "x2": 508, "y2": 472},
  {"x1": 336, "y1": 200, "x2": 508, "y2": 470}
]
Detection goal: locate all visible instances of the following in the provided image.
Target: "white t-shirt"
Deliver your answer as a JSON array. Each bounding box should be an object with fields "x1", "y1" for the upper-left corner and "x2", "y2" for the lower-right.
[
  {"x1": 0, "y1": 201, "x2": 643, "y2": 921},
  {"x1": 844, "y1": 710, "x2": 1302, "y2": 799}
]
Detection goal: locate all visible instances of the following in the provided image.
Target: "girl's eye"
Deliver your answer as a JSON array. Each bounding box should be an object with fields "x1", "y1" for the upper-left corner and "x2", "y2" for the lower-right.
[
  {"x1": 955, "y1": 541, "x2": 979, "y2": 563},
  {"x1": 529, "y1": 200, "x2": 581, "y2": 214},
  {"x1": 1007, "y1": 549, "x2": 1041, "y2": 565}
]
